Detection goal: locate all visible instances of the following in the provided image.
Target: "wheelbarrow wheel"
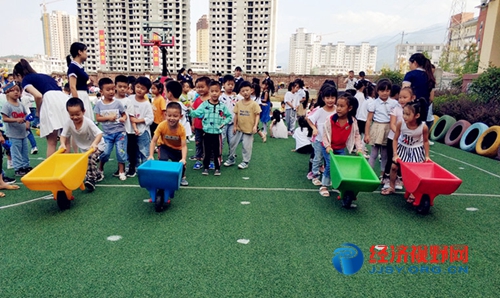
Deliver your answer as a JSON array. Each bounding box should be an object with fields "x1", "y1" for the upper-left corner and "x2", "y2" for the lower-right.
[
  {"x1": 342, "y1": 191, "x2": 355, "y2": 209},
  {"x1": 155, "y1": 189, "x2": 165, "y2": 212},
  {"x1": 416, "y1": 194, "x2": 431, "y2": 215},
  {"x1": 56, "y1": 191, "x2": 71, "y2": 211}
]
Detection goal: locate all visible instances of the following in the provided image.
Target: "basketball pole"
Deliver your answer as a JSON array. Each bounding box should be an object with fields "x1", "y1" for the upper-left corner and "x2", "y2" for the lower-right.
[{"x1": 161, "y1": 46, "x2": 170, "y2": 77}]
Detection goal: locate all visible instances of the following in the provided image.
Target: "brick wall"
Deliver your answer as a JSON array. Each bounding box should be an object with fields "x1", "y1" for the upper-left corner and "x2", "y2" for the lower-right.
[{"x1": 76, "y1": 71, "x2": 377, "y2": 91}]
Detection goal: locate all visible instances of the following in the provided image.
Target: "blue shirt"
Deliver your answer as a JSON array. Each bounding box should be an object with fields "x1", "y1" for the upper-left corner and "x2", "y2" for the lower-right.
[
  {"x1": 94, "y1": 100, "x2": 126, "y2": 134},
  {"x1": 21, "y1": 73, "x2": 60, "y2": 95},
  {"x1": 403, "y1": 69, "x2": 431, "y2": 101},
  {"x1": 67, "y1": 61, "x2": 89, "y2": 91}
]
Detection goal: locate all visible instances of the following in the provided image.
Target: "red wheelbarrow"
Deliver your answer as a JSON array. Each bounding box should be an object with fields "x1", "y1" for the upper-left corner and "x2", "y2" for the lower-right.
[{"x1": 398, "y1": 160, "x2": 462, "y2": 214}]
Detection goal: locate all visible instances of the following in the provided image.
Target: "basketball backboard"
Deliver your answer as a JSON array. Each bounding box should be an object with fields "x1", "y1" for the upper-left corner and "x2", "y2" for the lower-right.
[{"x1": 140, "y1": 21, "x2": 175, "y2": 47}]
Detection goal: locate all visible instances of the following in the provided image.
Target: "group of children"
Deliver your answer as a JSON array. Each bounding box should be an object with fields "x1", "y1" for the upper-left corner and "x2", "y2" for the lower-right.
[{"x1": 299, "y1": 78, "x2": 430, "y2": 203}]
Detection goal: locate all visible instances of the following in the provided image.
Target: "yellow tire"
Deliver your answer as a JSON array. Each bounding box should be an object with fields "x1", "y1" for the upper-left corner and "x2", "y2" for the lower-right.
[
  {"x1": 476, "y1": 126, "x2": 500, "y2": 157},
  {"x1": 431, "y1": 115, "x2": 439, "y2": 131}
]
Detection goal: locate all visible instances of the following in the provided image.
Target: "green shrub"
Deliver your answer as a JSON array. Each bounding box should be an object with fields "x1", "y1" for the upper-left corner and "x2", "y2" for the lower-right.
[
  {"x1": 468, "y1": 66, "x2": 500, "y2": 103},
  {"x1": 376, "y1": 68, "x2": 404, "y2": 86},
  {"x1": 434, "y1": 94, "x2": 500, "y2": 126}
]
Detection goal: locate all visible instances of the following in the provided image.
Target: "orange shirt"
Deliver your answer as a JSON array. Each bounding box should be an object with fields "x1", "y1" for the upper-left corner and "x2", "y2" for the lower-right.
[
  {"x1": 154, "y1": 121, "x2": 186, "y2": 150},
  {"x1": 152, "y1": 95, "x2": 166, "y2": 124}
]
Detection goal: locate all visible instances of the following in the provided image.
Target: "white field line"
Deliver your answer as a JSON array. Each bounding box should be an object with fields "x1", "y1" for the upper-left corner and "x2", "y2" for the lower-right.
[
  {"x1": 430, "y1": 150, "x2": 500, "y2": 179},
  {"x1": 2, "y1": 186, "x2": 500, "y2": 210}
]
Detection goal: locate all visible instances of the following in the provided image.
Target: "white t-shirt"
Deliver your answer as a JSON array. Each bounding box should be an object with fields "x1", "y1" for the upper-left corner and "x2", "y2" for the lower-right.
[
  {"x1": 427, "y1": 103, "x2": 434, "y2": 122},
  {"x1": 307, "y1": 107, "x2": 335, "y2": 142},
  {"x1": 345, "y1": 77, "x2": 358, "y2": 90},
  {"x1": 115, "y1": 96, "x2": 135, "y2": 134},
  {"x1": 388, "y1": 103, "x2": 403, "y2": 140},
  {"x1": 357, "y1": 97, "x2": 373, "y2": 121},
  {"x1": 220, "y1": 92, "x2": 239, "y2": 123},
  {"x1": 132, "y1": 97, "x2": 154, "y2": 136},
  {"x1": 284, "y1": 91, "x2": 294, "y2": 110},
  {"x1": 294, "y1": 88, "x2": 306, "y2": 108},
  {"x1": 354, "y1": 91, "x2": 365, "y2": 120},
  {"x1": 293, "y1": 127, "x2": 311, "y2": 150},
  {"x1": 61, "y1": 117, "x2": 105, "y2": 151}
]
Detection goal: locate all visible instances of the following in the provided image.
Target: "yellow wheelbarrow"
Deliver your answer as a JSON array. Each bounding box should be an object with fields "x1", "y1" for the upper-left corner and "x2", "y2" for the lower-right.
[{"x1": 21, "y1": 148, "x2": 94, "y2": 211}]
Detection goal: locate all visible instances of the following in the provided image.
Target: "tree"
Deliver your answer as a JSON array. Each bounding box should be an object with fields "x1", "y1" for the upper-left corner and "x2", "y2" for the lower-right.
[{"x1": 376, "y1": 67, "x2": 404, "y2": 86}]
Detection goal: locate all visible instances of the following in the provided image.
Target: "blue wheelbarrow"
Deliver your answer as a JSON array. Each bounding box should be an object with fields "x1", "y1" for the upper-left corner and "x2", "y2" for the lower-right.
[{"x1": 137, "y1": 160, "x2": 183, "y2": 212}]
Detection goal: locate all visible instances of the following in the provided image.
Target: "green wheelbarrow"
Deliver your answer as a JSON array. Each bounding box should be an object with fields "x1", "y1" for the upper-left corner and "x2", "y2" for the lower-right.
[{"x1": 330, "y1": 152, "x2": 380, "y2": 208}]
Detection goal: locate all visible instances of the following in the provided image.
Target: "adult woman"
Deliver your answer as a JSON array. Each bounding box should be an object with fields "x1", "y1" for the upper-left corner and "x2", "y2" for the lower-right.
[
  {"x1": 13, "y1": 59, "x2": 70, "y2": 157},
  {"x1": 66, "y1": 42, "x2": 94, "y2": 121},
  {"x1": 402, "y1": 53, "x2": 436, "y2": 122}
]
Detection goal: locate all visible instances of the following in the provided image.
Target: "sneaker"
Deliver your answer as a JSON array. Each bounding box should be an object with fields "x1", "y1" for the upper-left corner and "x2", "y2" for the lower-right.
[
  {"x1": 7, "y1": 160, "x2": 13, "y2": 169},
  {"x1": 312, "y1": 178, "x2": 322, "y2": 186},
  {"x1": 382, "y1": 178, "x2": 389, "y2": 186},
  {"x1": 193, "y1": 161, "x2": 203, "y2": 170},
  {"x1": 306, "y1": 172, "x2": 315, "y2": 180},
  {"x1": 189, "y1": 155, "x2": 198, "y2": 161},
  {"x1": 429, "y1": 141, "x2": 435, "y2": 145},
  {"x1": 214, "y1": 169, "x2": 221, "y2": 176},
  {"x1": 382, "y1": 182, "x2": 390, "y2": 189},
  {"x1": 202, "y1": 169, "x2": 209, "y2": 175},
  {"x1": 3, "y1": 176, "x2": 16, "y2": 184},
  {"x1": 112, "y1": 170, "x2": 120, "y2": 177},
  {"x1": 209, "y1": 161, "x2": 215, "y2": 170},
  {"x1": 238, "y1": 162, "x2": 249, "y2": 169},
  {"x1": 14, "y1": 169, "x2": 26, "y2": 177},
  {"x1": 363, "y1": 153, "x2": 370, "y2": 159},
  {"x1": 223, "y1": 158, "x2": 235, "y2": 167},
  {"x1": 96, "y1": 172, "x2": 104, "y2": 182},
  {"x1": 119, "y1": 172, "x2": 127, "y2": 181},
  {"x1": 395, "y1": 178, "x2": 404, "y2": 190},
  {"x1": 126, "y1": 170, "x2": 136, "y2": 178},
  {"x1": 180, "y1": 178, "x2": 189, "y2": 186},
  {"x1": 84, "y1": 179, "x2": 95, "y2": 192},
  {"x1": 350, "y1": 204, "x2": 358, "y2": 208},
  {"x1": 23, "y1": 167, "x2": 33, "y2": 173},
  {"x1": 30, "y1": 147, "x2": 38, "y2": 154}
]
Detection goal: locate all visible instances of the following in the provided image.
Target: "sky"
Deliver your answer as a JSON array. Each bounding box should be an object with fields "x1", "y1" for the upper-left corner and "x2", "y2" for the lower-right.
[{"x1": 0, "y1": 0, "x2": 480, "y2": 68}]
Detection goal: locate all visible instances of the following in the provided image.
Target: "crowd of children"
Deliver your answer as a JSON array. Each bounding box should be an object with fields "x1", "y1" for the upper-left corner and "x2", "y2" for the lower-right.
[{"x1": 0, "y1": 42, "x2": 435, "y2": 204}]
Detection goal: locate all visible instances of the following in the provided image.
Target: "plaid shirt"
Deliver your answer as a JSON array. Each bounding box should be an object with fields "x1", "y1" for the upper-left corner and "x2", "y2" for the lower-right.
[{"x1": 190, "y1": 100, "x2": 232, "y2": 134}]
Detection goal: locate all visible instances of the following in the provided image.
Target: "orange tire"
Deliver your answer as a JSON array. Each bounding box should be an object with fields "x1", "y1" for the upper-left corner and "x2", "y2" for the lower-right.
[{"x1": 476, "y1": 126, "x2": 500, "y2": 157}]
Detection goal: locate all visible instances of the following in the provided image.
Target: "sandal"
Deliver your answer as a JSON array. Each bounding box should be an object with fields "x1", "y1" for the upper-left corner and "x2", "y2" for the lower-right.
[
  {"x1": 319, "y1": 186, "x2": 330, "y2": 197},
  {"x1": 381, "y1": 187, "x2": 395, "y2": 196},
  {"x1": 407, "y1": 194, "x2": 415, "y2": 204},
  {"x1": 0, "y1": 192, "x2": 5, "y2": 197}
]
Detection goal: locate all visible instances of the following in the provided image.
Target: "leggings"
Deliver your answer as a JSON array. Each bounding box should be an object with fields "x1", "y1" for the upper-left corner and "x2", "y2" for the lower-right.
[{"x1": 369, "y1": 144, "x2": 388, "y2": 175}]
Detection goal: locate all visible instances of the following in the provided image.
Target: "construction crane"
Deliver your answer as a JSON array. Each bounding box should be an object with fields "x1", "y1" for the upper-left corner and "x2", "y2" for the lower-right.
[{"x1": 40, "y1": 0, "x2": 64, "y2": 14}]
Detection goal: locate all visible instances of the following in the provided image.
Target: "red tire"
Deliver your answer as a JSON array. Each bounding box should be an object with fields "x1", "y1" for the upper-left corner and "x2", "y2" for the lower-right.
[{"x1": 444, "y1": 120, "x2": 471, "y2": 147}]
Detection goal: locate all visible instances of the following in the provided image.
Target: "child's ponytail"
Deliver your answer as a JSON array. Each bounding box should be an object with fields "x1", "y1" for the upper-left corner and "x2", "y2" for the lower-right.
[{"x1": 346, "y1": 96, "x2": 359, "y2": 120}]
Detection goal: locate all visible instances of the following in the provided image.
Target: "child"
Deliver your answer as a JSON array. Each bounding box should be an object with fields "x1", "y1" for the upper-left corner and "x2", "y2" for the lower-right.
[
  {"x1": 270, "y1": 109, "x2": 288, "y2": 139},
  {"x1": 293, "y1": 116, "x2": 313, "y2": 154},
  {"x1": 279, "y1": 101, "x2": 286, "y2": 119},
  {"x1": 190, "y1": 81, "x2": 232, "y2": 175},
  {"x1": 381, "y1": 98, "x2": 430, "y2": 200},
  {"x1": 344, "y1": 70, "x2": 358, "y2": 92},
  {"x1": 190, "y1": 76, "x2": 211, "y2": 170},
  {"x1": 66, "y1": 42, "x2": 94, "y2": 121},
  {"x1": 219, "y1": 75, "x2": 238, "y2": 147},
  {"x1": 306, "y1": 85, "x2": 337, "y2": 186},
  {"x1": 364, "y1": 80, "x2": 398, "y2": 180},
  {"x1": 1, "y1": 82, "x2": 31, "y2": 176},
  {"x1": 383, "y1": 86, "x2": 415, "y2": 189},
  {"x1": 113, "y1": 75, "x2": 138, "y2": 177},
  {"x1": 20, "y1": 90, "x2": 37, "y2": 154},
  {"x1": 321, "y1": 96, "x2": 363, "y2": 197},
  {"x1": 130, "y1": 77, "x2": 154, "y2": 167},
  {"x1": 233, "y1": 66, "x2": 243, "y2": 94},
  {"x1": 0, "y1": 127, "x2": 20, "y2": 196},
  {"x1": 150, "y1": 80, "x2": 166, "y2": 136},
  {"x1": 94, "y1": 78, "x2": 128, "y2": 180},
  {"x1": 259, "y1": 80, "x2": 271, "y2": 139},
  {"x1": 60, "y1": 97, "x2": 105, "y2": 191},
  {"x1": 223, "y1": 81, "x2": 261, "y2": 169},
  {"x1": 180, "y1": 80, "x2": 194, "y2": 107},
  {"x1": 148, "y1": 102, "x2": 189, "y2": 186},
  {"x1": 284, "y1": 82, "x2": 298, "y2": 134},
  {"x1": 165, "y1": 80, "x2": 192, "y2": 143}
]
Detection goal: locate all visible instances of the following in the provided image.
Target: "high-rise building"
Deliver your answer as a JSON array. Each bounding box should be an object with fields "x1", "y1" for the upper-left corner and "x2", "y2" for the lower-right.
[
  {"x1": 41, "y1": 11, "x2": 78, "y2": 61},
  {"x1": 196, "y1": 15, "x2": 209, "y2": 63},
  {"x1": 395, "y1": 43, "x2": 444, "y2": 71},
  {"x1": 77, "y1": 0, "x2": 190, "y2": 73},
  {"x1": 447, "y1": 12, "x2": 477, "y2": 65},
  {"x1": 288, "y1": 28, "x2": 377, "y2": 75},
  {"x1": 208, "y1": 0, "x2": 277, "y2": 74}
]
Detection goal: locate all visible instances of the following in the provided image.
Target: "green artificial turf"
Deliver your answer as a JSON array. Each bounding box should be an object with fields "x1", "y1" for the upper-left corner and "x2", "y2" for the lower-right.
[{"x1": 0, "y1": 133, "x2": 499, "y2": 297}]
